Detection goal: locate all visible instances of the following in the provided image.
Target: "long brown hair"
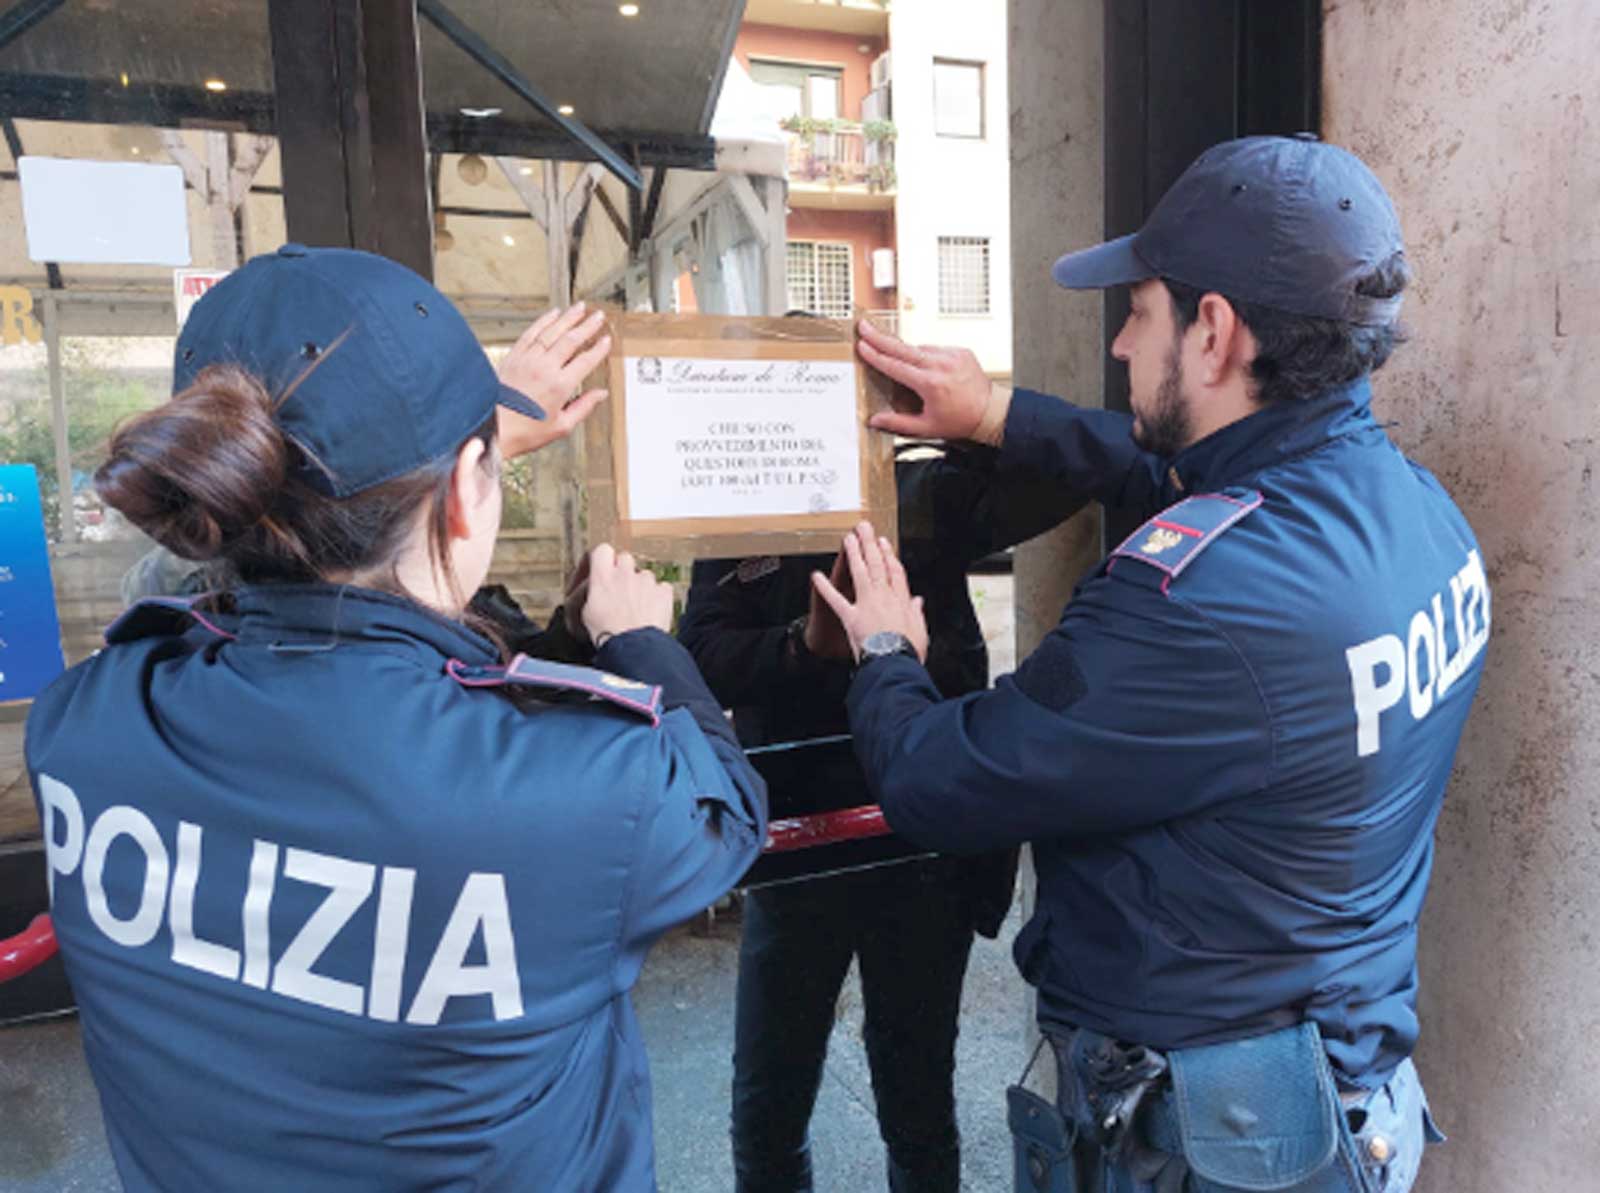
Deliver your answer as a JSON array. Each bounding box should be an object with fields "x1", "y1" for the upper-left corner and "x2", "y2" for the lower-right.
[{"x1": 95, "y1": 363, "x2": 497, "y2": 609}]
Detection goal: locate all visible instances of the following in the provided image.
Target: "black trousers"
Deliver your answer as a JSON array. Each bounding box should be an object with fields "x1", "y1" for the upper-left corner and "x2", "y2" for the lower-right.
[{"x1": 731, "y1": 859, "x2": 976, "y2": 1192}]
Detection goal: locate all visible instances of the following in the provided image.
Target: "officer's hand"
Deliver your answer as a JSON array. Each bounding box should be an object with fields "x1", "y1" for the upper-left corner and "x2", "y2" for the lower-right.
[
  {"x1": 803, "y1": 551, "x2": 854, "y2": 660},
  {"x1": 856, "y1": 319, "x2": 1009, "y2": 444},
  {"x1": 811, "y1": 521, "x2": 929, "y2": 663},
  {"x1": 582, "y1": 543, "x2": 674, "y2": 643},
  {"x1": 497, "y1": 303, "x2": 612, "y2": 459},
  {"x1": 561, "y1": 553, "x2": 592, "y2": 644}
]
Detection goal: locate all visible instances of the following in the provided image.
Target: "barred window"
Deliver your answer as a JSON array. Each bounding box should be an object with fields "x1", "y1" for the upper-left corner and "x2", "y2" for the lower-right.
[
  {"x1": 938, "y1": 236, "x2": 990, "y2": 315},
  {"x1": 786, "y1": 240, "x2": 854, "y2": 319}
]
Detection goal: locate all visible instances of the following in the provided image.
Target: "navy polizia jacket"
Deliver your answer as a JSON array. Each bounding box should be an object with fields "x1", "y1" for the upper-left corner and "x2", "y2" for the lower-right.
[
  {"x1": 27, "y1": 585, "x2": 765, "y2": 1191},
  {"x1": 846, "y1": 381, "x2": 1488, "y2": 1089}
]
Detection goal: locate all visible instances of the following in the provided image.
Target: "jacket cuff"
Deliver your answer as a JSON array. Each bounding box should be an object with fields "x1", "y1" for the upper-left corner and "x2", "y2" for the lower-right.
[
  {"x1": 998, "y1": 388, "x2": 1067, "y2": 474},
  {"x1": 596, "y1": 627, "x2": 720, "y2": 712}
]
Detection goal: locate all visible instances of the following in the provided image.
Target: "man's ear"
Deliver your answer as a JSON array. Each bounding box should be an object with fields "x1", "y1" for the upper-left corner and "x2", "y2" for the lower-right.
[
  {"x1": 1192, "y1": 293, "x2": 1252, "y2": 387},
  {"x1": 446, "y1": 438, "x2": 492, "y2": 541}
]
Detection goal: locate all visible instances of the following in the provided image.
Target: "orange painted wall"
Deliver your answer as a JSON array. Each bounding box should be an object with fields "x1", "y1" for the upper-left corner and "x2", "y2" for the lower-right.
[
  {"x1": 787, "y1": 207, "x2": 896, "y2": 311},
  {"x1": 735, "y1": 24, "x2": 886, "y2": 120},
  {"x1": 672, "y1": 207, "x2": 893, "y2": 316}
]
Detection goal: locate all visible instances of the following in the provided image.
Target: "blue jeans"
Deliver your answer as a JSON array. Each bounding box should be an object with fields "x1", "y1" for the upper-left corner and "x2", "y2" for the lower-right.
[
  {"x1": 730, "y1": 860, "x2": 976, "y2": 1193},
  {"x1": 1339, "y1": 1058, "x2": 1444, "y2": 1193}
]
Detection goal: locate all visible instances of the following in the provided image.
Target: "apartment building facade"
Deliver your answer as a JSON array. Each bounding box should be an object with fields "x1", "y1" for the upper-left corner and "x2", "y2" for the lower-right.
[{"x1": 732, "y1": 0, "x2": 1013, "y2": 377}]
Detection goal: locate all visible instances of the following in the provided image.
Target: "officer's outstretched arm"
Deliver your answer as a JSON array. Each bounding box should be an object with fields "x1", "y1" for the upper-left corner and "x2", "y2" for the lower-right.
[
  {"x1": 845, "y1": 580, "x2": 1273, "y2": 853},
  {"x1": 1000, "y1": 389, "x2": 1170, "y2": 518},
  {"x1": 597, "y1": 628, "x2": 769, "y2": 954}
]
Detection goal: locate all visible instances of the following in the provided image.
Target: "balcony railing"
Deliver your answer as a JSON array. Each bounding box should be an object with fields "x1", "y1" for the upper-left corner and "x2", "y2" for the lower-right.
[{"x1": 780, "y1": 119, "x2": 896, "y2": 193}]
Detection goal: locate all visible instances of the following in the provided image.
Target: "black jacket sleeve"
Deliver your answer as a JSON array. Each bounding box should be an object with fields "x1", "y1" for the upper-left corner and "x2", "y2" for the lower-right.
[{"x1": 677, "y1": 558, "x2": 852, "y2": 712}]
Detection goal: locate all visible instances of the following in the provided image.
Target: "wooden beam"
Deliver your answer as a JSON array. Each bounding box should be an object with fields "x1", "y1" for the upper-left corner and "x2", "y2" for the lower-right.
[
  {"x1": 228, "y1": 135, "x2": 275, "y2": 208},
  {"x1": 725, "y1": 174, "x2": 771, "y2": 247},
  {"x1": 494, "y1": 157, "x2": 548, "y2": 232},
  {"x1": 639, "y1": 166, "x2": 669, "y2": 244},
  {"x1": 41, "y1": 295, "x2": 72, "y2": 543},
  {"x1": 268, "y1": 0, "x2": 432, "y2": 278},
  {"x1": 592, "y1": 182, "x2": 629, "y2": 246},
  {"x1": 543, "y1": 160, "x2": 570, "y2": 306},
  {"x1": 158, "y1": 129, "x2": 207, "y2": 193}
]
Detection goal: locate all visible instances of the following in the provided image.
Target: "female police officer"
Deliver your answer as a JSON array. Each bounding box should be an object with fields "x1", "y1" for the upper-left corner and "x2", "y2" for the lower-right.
[{"x1": 25, "y1": 245, "x2": 766, "y2": 1193}]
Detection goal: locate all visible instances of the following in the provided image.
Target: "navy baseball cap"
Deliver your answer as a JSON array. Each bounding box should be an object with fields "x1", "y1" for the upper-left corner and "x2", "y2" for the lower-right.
[
  {"x1": 1052, "y1": 135, "x2": 1405, "y2": 326},
  {"x1": 174, "y1": 244, "x2": 544, "y2": 497}
]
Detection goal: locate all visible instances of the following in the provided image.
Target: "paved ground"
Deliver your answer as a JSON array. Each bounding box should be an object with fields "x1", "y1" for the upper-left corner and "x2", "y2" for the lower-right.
[{"x1": 0, "y1": 577, "x2": 1028, "y2": 1191}]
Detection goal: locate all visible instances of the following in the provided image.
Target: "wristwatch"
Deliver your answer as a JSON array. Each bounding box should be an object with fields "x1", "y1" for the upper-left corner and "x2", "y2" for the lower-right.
[
  {"x1": 785, "y1": 614, "x2": 812, "y2": 663},
  {"x1": 855, "y1": 630, "x2": 919, "y2": 669}
]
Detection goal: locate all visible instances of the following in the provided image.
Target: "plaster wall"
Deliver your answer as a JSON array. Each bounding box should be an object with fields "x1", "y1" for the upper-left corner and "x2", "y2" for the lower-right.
[
  {"x1": 785, "y1": 205, "x2": 895, "y2": 315},
  {"x1": 734, "y1": 23, "x2": 886, "y2": 117},
  {"x1": 890, "y1": 0, "x2": 1014, "y2": 375},
  {"x1": 1323, "y1": 2, "x2": 1600, "y2": 1189}
]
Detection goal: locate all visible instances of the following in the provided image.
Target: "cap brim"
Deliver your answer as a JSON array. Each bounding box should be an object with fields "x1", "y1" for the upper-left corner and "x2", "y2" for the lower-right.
[
  {"x1": 497, "y1": 383, "x2": 547, "y2": 420},
  {"x1": 1050, "y1": 234, "x2": 1156, "y2": 290}
]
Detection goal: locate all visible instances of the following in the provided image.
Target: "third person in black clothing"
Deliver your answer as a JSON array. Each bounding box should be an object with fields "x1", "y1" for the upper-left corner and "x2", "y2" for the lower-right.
[{"x1": 678, "y1": 438, "x2": 1080, "y2": 1192}]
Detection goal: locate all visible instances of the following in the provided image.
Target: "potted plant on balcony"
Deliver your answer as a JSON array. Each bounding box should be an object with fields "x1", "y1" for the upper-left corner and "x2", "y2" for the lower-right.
[
  {"x1": 779, "y1": 115, "x2": 847, "y2": 182},
  {"x1": 863, "y1": 119, "x2": 896, "y2": 192}
]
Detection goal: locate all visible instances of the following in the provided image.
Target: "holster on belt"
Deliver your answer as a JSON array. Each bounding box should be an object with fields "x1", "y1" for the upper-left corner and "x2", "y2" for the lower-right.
[{"x1": 1010, "y1": 1022, "x2": 1366, "y2": 1193}]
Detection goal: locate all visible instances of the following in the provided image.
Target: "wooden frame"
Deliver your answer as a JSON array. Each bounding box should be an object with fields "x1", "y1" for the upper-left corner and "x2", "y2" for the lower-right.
[{"x1": 583, "y1": 309, "x2": 898, "y2": 561}]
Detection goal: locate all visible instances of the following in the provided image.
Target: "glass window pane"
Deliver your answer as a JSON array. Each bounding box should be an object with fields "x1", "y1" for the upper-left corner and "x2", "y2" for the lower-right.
[
  {"x1": 808, "y1": 74, "x2": 840, "y2": 120},
  {"x1": 756, "y1": 81, "x2": 805, "y2": 124},
  {"x1": 934, "y1": 61, "x2": 984, "y2": 138}
]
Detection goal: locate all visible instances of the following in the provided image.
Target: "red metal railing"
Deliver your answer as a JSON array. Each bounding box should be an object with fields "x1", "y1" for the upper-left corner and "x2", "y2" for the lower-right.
[
  {"x1": 0, "y1": 913, "x2": 57, "y2": 983},
  {"x1": 764, "y1": 804, "x2": 890, "y2": 853}
]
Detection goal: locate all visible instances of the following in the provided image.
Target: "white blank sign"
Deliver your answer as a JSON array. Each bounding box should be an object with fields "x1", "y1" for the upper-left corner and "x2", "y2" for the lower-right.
[{"x1": 18, "y1": 156, "x2": 192, "y2": 266}]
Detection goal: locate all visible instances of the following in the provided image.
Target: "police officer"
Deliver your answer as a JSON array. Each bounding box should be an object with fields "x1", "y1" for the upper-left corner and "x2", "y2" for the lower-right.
[
  {"x1": 26, "y1": 247, "x2": 767, "y2": 1192},
  {"x1": 811, "y1": 137, "x2": 1487, "y2": 1192},
  {"x1": 680, "y1": 430, "x2": 1082, "y2": 1192}
]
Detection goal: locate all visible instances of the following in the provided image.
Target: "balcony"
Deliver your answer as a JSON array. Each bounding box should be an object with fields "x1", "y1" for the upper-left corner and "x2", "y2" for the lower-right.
[
  {"x1": 743, "y1": 0, "x2": 890, "y2": 37},
  {"x1": 782, "y1": 118, "x2": 896, "y2": 210}
]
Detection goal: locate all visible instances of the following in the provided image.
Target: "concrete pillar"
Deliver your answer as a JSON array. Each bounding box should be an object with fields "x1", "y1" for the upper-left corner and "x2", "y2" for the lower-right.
[
  {"x1": 1007, "y1": 0, "x2": 1105, "y2": 1099},
  {"x1": 1323, "y1": 4, "x2": 1600, "y2": 1189},
  {"x1": 1008, "y1": 0, "x2": 1105, "y2": 655}
]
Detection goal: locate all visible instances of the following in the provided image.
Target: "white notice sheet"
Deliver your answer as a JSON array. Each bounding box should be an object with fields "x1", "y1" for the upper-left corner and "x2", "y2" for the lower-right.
[{"x1": 624, "y1": 355, "x2": 862, "y2": 521}]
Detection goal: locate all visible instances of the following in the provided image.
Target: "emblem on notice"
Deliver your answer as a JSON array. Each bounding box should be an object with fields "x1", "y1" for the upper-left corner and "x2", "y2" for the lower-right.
[
  {"x1": 735, "y1": 555, "x2": 781, "y2": 584},
  {"x1": 1141, "y1": 528, "x2": 1185, "y2": 555}
]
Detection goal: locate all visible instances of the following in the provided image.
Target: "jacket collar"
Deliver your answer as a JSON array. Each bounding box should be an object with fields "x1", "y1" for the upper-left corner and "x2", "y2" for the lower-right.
[
  {"x1": 230, "y1": 583, "x2": 499, "y2": 667},
  {"x1": 1165, "y1": 378, "x2": 1378, "y2": 495}
]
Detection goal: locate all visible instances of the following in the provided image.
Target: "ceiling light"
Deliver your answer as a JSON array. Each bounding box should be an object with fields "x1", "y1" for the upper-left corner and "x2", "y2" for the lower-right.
[
  {"x1": 460, "y1": 106, "x2": 502, "y2": 119},
  {"x1": 557, "y1": 104, "x2": 575, "y2": 117},
  {"x1": 519, "y1": 165, "x2": 533, "y2": 176},
  {"x1": 204, "y1": 78, "x2": 226, "y2": 92},
  {"x1": 436, "y1": 228, "x2": 455, "y2": 252},
  {"x1": 457, "y1": 153, "x2": 488, "y2": 185},
  {"x1": 120, "y1": 71, "x2": 130, "y2": 87},
  {"x1": 502, "y1": 235, "x2": 516, "y2": 247},
  {"x1": 130, "y1": 146, "x2": 141, "y2": 155},
  {"x1": 619, "y1": 3, "x2": 640, "y2": 15}
]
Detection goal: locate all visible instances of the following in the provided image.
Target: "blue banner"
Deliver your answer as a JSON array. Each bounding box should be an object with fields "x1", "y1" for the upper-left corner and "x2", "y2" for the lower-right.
[{"x1": 0, "y1": 465, "x2": 66, "y2": 702}]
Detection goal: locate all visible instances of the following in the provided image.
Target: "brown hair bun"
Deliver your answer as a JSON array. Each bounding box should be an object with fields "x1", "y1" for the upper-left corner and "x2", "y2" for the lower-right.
[{"x1": 95, "y1": 365, "x2": 288, "y2": 561}]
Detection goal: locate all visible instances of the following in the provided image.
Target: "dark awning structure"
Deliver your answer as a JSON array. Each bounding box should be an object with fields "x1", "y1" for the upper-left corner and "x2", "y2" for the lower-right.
[{"x1": 0, "y1": 0, "x2": 742, "y2": 173}]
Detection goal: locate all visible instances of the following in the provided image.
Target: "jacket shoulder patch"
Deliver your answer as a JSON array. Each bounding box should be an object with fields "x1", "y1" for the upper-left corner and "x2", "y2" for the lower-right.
[
  {"x1": 447, "y1": 654, "x2": 662, "y2": 724},
  {"x1": 103, "y1": 595, "x2": 237, "y2": 645},
  {"x1": 1111, "y1": 489, "x2": 1263, "y2": 583}
]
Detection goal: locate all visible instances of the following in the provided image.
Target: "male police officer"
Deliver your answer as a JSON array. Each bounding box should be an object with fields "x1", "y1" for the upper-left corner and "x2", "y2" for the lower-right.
[{"x1": 812, "y1": 136, "x2": 1487, "y2": 1193}]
